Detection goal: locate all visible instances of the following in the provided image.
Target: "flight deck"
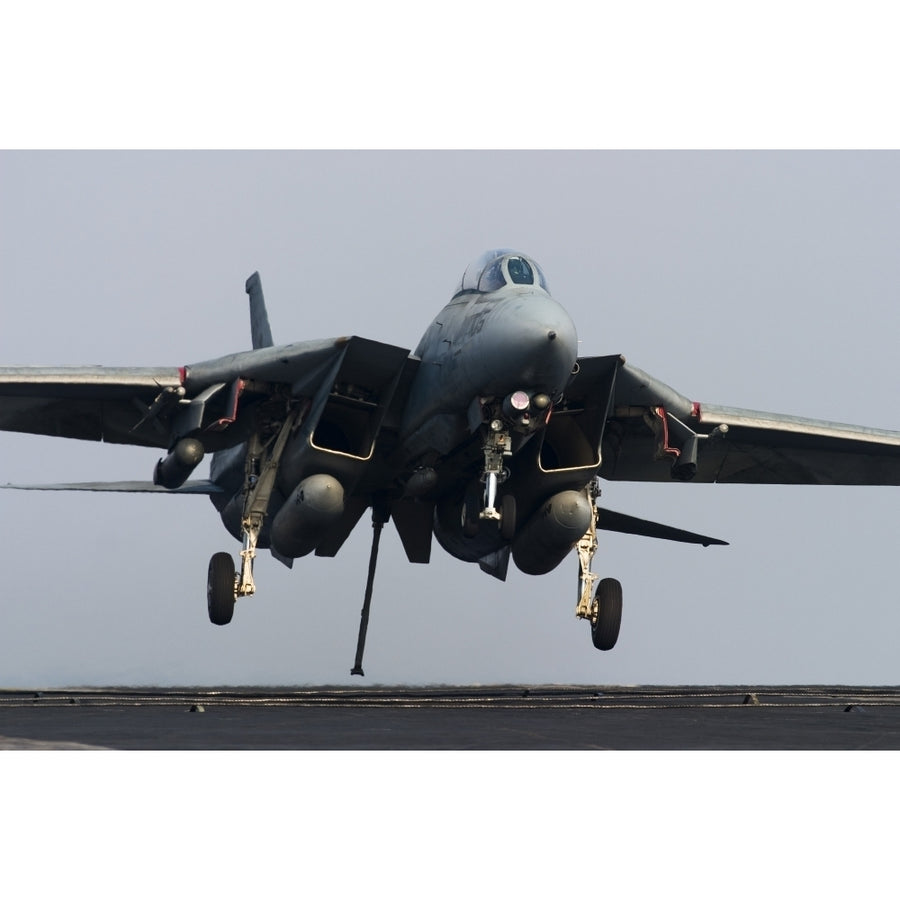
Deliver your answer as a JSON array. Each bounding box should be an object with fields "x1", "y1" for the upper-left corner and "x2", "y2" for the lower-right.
[{"x1": 2, "y1": 685, "x2": 899, "y2": 749}]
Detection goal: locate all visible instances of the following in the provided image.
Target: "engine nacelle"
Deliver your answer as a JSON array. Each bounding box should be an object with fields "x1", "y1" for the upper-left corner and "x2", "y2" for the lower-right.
[
  {"x1": 512, "y1": 489, "x2": 593, "y2": 576},
  {"x1": 154, "y1": 438, "x2": 205, "y2": 489},
  {"x1": 270, "y1": 474, "x2": 345, "y2": 559}
]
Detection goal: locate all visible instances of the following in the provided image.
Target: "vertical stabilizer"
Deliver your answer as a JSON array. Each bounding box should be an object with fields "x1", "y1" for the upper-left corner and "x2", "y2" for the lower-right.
[{"x1": 245, "y1": 271, "x2": 274, "y2": 349}]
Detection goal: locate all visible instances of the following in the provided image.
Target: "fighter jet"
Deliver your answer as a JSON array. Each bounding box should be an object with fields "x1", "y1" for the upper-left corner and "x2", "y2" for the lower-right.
[{"x1": 2, "y1": 249, "x2": 899, "y2": 673}]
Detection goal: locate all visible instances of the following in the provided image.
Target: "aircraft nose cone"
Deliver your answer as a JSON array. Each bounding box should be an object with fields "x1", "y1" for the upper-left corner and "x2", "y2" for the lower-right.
[{"x1": 485, "y1": 291, "x2": 578, "y2": 395}]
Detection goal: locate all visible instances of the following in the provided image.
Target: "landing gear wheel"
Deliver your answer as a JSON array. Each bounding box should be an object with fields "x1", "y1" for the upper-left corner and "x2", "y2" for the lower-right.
[
  {"x1": 591, "y1": 577, "x2": 622, "y2": 651},
  {"x1": 461, "y1": 488, "x2": 480, "y2": 538},
  {"x1": 207, "y1": 552, "x2": 237, "y2": 626},
  {"x1": 500, "y1": 494, "x2": 516, "y2": 541}
]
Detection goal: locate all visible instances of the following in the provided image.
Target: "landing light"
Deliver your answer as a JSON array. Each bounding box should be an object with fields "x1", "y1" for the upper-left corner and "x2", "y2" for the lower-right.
[
  {"x1": 502, "y1": 391, "x2": 531, "y2": 421},
  {"x1": 509, "y1": 391, "x2": 530, "y2": 411}
]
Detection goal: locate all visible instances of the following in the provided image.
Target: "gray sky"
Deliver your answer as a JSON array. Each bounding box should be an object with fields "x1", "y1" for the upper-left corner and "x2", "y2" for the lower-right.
[{"x1": 1, "y1": 149, "x2": 898, "y2": 687}]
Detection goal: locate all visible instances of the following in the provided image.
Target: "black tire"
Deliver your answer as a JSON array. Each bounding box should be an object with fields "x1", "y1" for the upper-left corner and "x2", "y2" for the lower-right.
[
  {"x1": 500, "y1": 494, "x2": 517, "y2": 541},
  {"x1": 461, "y1": 488, "x2": 480, "y2": 538},
  {"x1": 591, "y1": 577, "x2": 622, "y2": 651},
  {"x1": 207, "y1": 552, "x2": 236, "y2": 626}
]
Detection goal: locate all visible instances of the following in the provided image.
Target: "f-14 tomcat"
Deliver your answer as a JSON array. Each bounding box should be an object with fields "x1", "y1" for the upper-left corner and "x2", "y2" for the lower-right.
[{"x1": 2, "y1": 249, "x2": 899, "y2": 674}]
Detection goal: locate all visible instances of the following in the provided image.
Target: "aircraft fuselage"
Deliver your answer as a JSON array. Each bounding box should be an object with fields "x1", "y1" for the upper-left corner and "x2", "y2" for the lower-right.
[
  {"x1": 399, "y1": 282, "x2": 579, "y2": 460},
  {"x1": 210, "y1": 250, "x2": 588, "y2": 575}
]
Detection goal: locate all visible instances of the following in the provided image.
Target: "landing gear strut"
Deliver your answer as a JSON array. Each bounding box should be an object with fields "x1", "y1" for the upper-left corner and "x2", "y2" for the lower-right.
[
  {"x1": 462, "y1": 421, "x2": 516, "y2": 539},
  {"x1": 205, "y1": 406, "x2": 302, "y2": 626},
  {"x1": 575, "y1": 479, "x2": 623, "y2": 650}
]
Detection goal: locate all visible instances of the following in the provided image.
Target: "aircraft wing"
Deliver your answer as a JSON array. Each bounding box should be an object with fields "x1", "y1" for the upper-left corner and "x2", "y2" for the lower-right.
[
  {"x1": 0, "y1": 337, "x2": 413, "y2": 454},
  {"x1": 594, "y1": 360, "x2": 900, "y2": 485},
  {"x1": 0, "y1": 366, "x2": 184, "y2": 449}
]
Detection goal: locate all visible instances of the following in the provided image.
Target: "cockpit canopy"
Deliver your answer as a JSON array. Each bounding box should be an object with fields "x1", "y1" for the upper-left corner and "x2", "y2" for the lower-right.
[{"x1": 454, "y1": 249, "x2": 550, "y2": 296}]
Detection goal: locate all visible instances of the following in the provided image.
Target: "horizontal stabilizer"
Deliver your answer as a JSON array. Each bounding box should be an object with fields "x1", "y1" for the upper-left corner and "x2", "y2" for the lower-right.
[
  {"x1": 1, "y1": 480, "x2": 222, "y2": 494},
  {"x1": 596, "y1": 507, "x2": 727, "y2": 547}
]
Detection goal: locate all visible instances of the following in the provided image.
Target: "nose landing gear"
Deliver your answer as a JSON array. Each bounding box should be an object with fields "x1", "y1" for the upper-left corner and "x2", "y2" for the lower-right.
[{"x1": 462, "y1": 420, "x2": 517, "y2": 540}]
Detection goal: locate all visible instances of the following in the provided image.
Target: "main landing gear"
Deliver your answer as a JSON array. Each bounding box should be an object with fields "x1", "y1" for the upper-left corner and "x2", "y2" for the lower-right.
[
  {"x1": 575, "y1": 479, "x2": 623, "y2": 651},
  {"x1": 206, "y1": 407, "x2": 301, "y2": 626}
]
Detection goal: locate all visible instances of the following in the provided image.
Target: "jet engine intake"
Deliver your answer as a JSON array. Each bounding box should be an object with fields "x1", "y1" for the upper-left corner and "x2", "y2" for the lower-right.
[
  {"x1": 270, "y1": 474, "x2": 345, "y2": 558},
  {"x1": 512, "y1": 489, "x2": 593, "y2": 575},
  {"x1": 154, "y1": 438, "x2": 205, "y2": 489}
]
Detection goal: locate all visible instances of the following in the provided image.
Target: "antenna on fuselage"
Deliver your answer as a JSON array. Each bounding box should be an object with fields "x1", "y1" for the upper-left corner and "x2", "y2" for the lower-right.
[{"x1": 245, "y1": 271, "x2": 274, "y2": 349}]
